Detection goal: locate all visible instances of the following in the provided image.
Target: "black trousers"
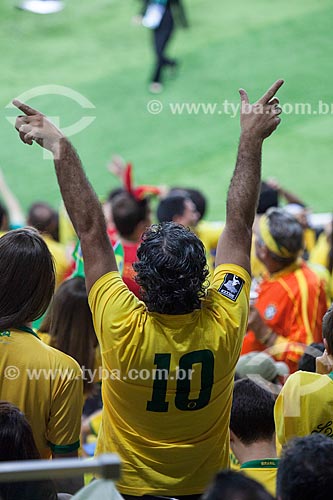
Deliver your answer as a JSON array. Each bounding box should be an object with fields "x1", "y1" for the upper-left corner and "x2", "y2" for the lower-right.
[{"x1": 151, "y1": 5, "x2": 175, "y2": 84}]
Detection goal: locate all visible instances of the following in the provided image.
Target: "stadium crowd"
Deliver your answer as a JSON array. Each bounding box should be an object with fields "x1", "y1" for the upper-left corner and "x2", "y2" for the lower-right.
[{"x1": 1, "y1": 79, "x2": 333, "y2": 500}]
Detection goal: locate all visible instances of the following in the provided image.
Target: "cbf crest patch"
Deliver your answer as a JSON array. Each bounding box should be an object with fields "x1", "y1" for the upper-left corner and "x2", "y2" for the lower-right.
[
  {"x1": 218, "y1": 274, "x2": 244, "y2": 302},
  {"x1": 264, "y1": 304, "x2": 277, "y2": 320}
]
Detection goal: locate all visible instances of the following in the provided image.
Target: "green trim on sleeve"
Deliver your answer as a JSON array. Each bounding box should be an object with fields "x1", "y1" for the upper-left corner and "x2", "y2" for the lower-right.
[{"x1": 48, "y1": 440, "x2": 80, "y2": 454}]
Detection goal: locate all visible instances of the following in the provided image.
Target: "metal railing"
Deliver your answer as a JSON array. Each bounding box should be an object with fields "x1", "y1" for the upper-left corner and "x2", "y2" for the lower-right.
[{"x1": 0, "y1": 454, "x2": 120, "y2": 483}]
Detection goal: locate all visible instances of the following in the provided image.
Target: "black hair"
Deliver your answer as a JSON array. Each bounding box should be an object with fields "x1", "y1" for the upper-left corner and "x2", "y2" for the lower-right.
[
  {"x1": 257, "y1": 181, "x2": 279, "y2": 214},
  {"x1": 170, "y1": 187, "x2": 207, "y2": 220},
  {"x1": 0, "y1": 202, "x2": 8, "y2": 230},
  {"x1": 298, "y1": 342, "x2": 325, "y2": 372},
  {"x1": 230, "y1": 378, "x2": 275, "y2": 444},
  {"x1": 134, "y1": 222, "x2": 209, "y2": 314},
  {"x1": 322, "y1": 305, "x2": 333, "y2": 354},
  {"x1": 0, "y1": 228, "x2": 55, "y2": 330},
  {"x1": 203, "y1": 469, "x2": 274, "y2": 500},
  {"x1": 157, "y1": 194, "x2": 189, "y2": 223},
  {"x1": 277, "y1": 434, "x2": 333, "y2": 500},
  {"x1": 111, "y1": 192, "x2": 149, "y2": 238},
  {"x1": 27, "y1": 202, "x2": 59, "y2": 241},
  {"x1": 0, "y1": 401, "x2": 57, "y2": 500}
]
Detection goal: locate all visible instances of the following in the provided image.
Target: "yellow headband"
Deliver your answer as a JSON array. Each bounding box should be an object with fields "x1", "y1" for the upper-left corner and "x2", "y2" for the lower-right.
[{"x1": 259, "y1": 215, "x2": 296, "y2": 259}]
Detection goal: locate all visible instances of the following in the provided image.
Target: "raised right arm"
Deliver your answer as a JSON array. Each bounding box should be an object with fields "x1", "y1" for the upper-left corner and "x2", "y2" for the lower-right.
[{"x1": 215, "y1": 80, "x2": 284, "y2": 275}]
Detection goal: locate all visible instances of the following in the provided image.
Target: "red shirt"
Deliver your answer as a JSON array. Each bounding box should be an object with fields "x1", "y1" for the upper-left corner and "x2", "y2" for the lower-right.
[{"x1": 242, "y1": 261, "x2": 328, "y2": 372}]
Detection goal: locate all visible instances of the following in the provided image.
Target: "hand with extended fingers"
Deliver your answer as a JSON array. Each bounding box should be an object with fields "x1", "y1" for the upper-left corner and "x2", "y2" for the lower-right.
[
  {"x1": 239, "y1": 79, "x2": 284, "y2": 140},
  {"x1": 12, "y1": 100, "x2": 64, "y2": 154}
]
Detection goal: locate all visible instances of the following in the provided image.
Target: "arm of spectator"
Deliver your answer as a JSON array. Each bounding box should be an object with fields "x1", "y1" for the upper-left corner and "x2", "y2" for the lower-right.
[
  {"x1": 0, "y1": 168, "x2": 25, "y2": 228},
  {"x1": 107, "y1": 154, "x2": 126, "y2": 181},
  {"x1": 215, "y1": 80, "x2": 284, "y2": 274},
  {"x1": 247, "y1": 306, "x2": 277, "y2": 347},
  {"x1": 13, "y1": 100, "x2": 118, "y2": 293},
  {"x1": 266, "y1": 177, "x2": 306, "y2": 206}
]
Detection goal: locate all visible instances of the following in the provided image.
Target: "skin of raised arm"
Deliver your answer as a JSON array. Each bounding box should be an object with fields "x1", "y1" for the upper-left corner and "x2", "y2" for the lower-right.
[
  {"x1": 215, "y1": 80, "x2": 284, "y2": 275},
  {"x1": 12, "y1": 100, "x2": 117, "y2": 292}
]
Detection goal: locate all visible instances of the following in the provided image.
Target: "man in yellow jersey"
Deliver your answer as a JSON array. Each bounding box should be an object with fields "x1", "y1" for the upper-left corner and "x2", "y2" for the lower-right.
[
  {"x1": 274, "y1": 305, "x2": 333, "y2": 447},
  {"x1": 13, "y1": 79, "x2": 283, "y2": 498},
  {"x1": 230, "y1": 379, "x2": 278, "y2": 497},
  {"x1": 0, "y1": 228, "x2": 83, "y2": 494}
]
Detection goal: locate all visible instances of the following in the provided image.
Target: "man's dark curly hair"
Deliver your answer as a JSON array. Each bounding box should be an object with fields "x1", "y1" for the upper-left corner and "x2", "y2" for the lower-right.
[{"x1": 134, "y1": 222, "x2": 209, "y2": 314}]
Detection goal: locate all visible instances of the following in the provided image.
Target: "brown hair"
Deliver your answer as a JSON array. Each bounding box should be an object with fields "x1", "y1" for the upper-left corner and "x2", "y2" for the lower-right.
[
  {"x1": 40, "y1": 277, "x2": 97, "y2": 396},
  {"x1": 0, "y1": 228, "x2": 55, "y2": 330}
]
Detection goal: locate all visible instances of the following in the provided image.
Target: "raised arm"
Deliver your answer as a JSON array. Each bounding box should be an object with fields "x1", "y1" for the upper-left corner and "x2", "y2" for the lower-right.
[
  {"x1": 215, "y1": 80, "x2": 284, "y2": 275},
  {"x1": 13, "y1": 100, "x2": 117, "y2": 293},
  {"x1": 0, "y1": 168, "x2": 25, "y2": 229}
]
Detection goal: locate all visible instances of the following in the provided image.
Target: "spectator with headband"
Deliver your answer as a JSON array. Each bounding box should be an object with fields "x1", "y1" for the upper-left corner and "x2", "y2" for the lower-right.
[
  {"x1": 242, "y1": 207, "x2": 328, "y2": 373},
  {"x1": 12, "y1": 79, "x2": 283, "y2": 499}
]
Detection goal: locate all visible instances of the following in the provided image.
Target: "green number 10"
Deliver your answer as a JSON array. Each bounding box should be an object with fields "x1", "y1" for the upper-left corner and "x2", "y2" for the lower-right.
[{"x1": 146, "y1": 349, "x2": 214, "y2": 412}]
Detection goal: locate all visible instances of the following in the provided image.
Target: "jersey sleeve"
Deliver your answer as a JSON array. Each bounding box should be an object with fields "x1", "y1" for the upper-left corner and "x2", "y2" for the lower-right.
[
  {"x1": 88, "y1": 271, "x2": 146, "y2": 353},
  {"x1": 206, "y1": 264, "x2": 251, "y2": 361},
  {"x1": 46, "y1": 359, "x2": 83, "y2": 454}
]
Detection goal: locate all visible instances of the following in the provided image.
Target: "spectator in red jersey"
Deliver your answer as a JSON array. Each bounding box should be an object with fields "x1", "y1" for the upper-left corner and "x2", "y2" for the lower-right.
[{"x1": 110, "y1": 191, "x2": 151, "y2": 298}]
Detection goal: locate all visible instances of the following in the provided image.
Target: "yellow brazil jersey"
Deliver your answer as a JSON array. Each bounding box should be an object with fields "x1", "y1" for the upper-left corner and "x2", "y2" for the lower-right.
[
  {"x1": 240, "y1": 459, "x2": 279, "y2": 497},
  {"x1": 274, "y1": 370, "x2": 333, "y2": 447},
  {"x1": 88, "y1": 263, "x2": 251, "y2": 496},
  {"x1": 195, "y1": 221, "x2": 224, "y2": 274},
  {"x1": 43, "y1": 234, "x2": 70, "y2": 288},
  {"x1": 0, "y1": 327, "x2": 83, "y2": 458}
]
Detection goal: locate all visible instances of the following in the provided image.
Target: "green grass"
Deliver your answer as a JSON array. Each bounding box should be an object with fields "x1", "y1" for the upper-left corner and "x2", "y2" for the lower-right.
[{"x1": 1, "y1": 0, "x2": 332, "y2": 219}]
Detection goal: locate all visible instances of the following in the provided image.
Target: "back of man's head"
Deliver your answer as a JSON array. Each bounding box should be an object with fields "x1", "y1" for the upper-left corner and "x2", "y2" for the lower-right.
[
  {"x1": 277, "y1": 434, "x2": 333, "y2": 500},
  {"x1": 111, "y1": 192, "x2": 149, "y2": 239},
  {"x1": 260, "y1": 207, "x2": 303, "y2": 263},
  {"x1": 230, "y1": 378, "x2": 275, "y2": 444},
  {"x1": 134, "y1": 222, "x2": 209, "y2": 314},
  {"x1": 169, "y1": 187, "x2": 207, "y2": 220},
  {"x1": 257, "y1": 181, "x2": 279, "y2": 214},
  {"x1": 0, "y1": 228, "x2": 55, "y2": 330},
  {"x1": 203, "y1": 470, "x2": 274, "y2": 500},
  {"x1": 27, "y1": 202, "x2": 58, "y2": 239},
  {"x1": 157, "y1": 194, "x2": 188, "y2": 223},
  {"x1": 322, "y1": 305, "x2": 333, "y2": 354}
]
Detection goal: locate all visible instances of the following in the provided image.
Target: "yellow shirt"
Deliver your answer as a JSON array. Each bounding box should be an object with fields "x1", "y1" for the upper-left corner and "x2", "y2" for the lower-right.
[
  {"x1": 275, "y1": 370, "x2": 333, "y2": 446},
  {"x1": 196, "y1": 221, "x2": 224, "y2": 273},
  {"x1": 240, "y1": 458, "x2": 279, "y2": 497},
  {"x1": 43, "y1": 234, "x2": 69, "y2": 288},
  {"x1": 88, "y1": 264, "x2": 250, "y2": 496},
  {"x1": 0, "y1": 327, "x2": 83, "y2": 458}
]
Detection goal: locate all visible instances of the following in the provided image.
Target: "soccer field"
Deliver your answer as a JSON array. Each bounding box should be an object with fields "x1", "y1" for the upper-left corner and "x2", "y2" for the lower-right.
[{"x1": 1, "y1": 0, "x2": 332, "y2": 219}]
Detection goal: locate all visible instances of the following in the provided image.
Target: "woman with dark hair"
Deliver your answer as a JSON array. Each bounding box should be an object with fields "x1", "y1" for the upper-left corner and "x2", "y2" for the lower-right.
[
  {"x1": 39, "y1": 277, "x2": 99, "y2": 398},
  {"x1": 0, "y1": 401, "x2": 58, "y2": 500},
  {"x1": 0, "y1": 228, "x2": 83, "y2": 493}
]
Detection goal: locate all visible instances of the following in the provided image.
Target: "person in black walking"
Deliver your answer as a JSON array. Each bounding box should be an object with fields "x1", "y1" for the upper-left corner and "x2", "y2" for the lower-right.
[{"x1": 143, "y1": 0, "x2": 188, "y2": 93}]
